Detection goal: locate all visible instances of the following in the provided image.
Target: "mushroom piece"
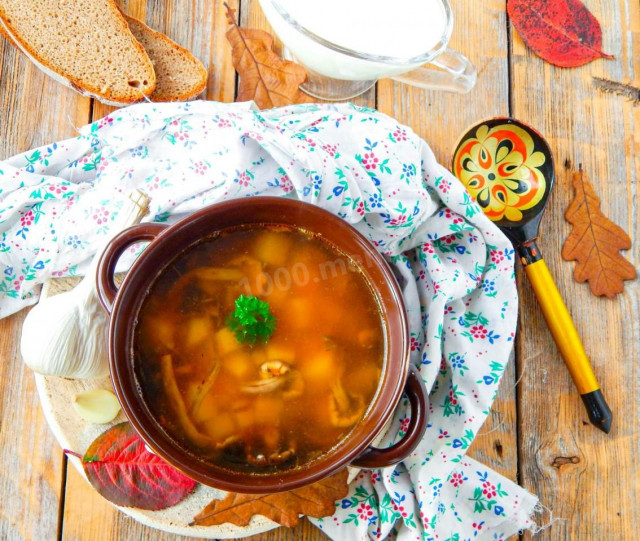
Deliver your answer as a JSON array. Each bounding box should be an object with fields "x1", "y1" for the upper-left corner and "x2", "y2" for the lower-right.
[
  {"x1": 215, "y1": 434, "x2": 242, "y2": 450},
  {"x1": 216, "y1": 430, "x2": 297, "y2": 468},
  {"x1": 260, "y1": 360, "x2": 291, "y2": 378},
  {"x1": 240, "y1": 360, "x2": 296, "y2": 394},
  {"x1": 188, "y1": 361, "x2": 221, "y2": 416},
  {"x1": 246, "y1": 446, "x2": 296, "y2": 467},
  {"x1": 160, "y1": 354, "x2": 214, "y2": 447},
  {"x1": 329, "y1": 378, "x2": 366, "y2": 428},
  {"x1": 229, "y1": 255, "x2": 267, "y2": 293}
]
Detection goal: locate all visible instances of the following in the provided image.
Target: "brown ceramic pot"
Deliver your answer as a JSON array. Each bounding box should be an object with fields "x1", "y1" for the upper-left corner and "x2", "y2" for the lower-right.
[{"x1": 96, "y1": 197, "x2": 427, "y2": 493}]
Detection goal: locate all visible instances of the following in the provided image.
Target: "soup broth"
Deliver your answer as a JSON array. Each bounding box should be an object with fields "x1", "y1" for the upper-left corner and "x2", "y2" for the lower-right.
[{"x1": 134, "y1": 224, "x2": 385, "y2": 473}]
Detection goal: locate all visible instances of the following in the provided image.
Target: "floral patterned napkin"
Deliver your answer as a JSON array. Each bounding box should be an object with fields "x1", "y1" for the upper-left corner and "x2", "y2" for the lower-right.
[{"x1": 0, "y1": 101, "x2": 538, "y2": 540}]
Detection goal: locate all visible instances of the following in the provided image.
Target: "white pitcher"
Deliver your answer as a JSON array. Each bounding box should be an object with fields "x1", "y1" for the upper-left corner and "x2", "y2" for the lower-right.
[{"x1": 258, "y1": 0, "x2": 477, "y2": 100}]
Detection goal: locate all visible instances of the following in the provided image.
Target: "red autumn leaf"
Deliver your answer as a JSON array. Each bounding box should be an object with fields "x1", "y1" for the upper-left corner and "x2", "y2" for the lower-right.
[
  {"x1": 81, "y1": 422, "x2": 197, "y2": 510},
  {"x1": 507, "y1": 0, "x2": 613, "y2": 67}
]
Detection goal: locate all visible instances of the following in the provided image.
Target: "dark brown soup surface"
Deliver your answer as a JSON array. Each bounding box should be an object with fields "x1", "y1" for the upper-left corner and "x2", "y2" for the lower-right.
[{"x1": 135, "y1": 224, "x2": 384, "y2": 473}]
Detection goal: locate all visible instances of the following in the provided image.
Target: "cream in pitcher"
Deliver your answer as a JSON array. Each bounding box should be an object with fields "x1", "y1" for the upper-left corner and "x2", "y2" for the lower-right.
[{"x1": 258, "y1": 0, "x2": 476, "y2": 99}]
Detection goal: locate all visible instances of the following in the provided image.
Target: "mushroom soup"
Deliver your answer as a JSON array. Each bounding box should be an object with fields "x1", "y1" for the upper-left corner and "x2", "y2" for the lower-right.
[{"x1": 134, "y1": 224, "x2": 385, "y2": 473}]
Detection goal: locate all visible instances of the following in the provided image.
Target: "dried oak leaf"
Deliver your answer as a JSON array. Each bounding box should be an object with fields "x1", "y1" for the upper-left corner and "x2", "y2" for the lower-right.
[
  {"x1": 507, "y1": 0, "x2": 613, "y2": 67},
  {"x1": 562, "y1": 166, "x2": 636, "y2": 298},
  {"x1": 225, "y1": 4, "x2": 313, "y2": 109},
  {"x1": 191, "y1": 469, "x2": 349, "y2": 527}
]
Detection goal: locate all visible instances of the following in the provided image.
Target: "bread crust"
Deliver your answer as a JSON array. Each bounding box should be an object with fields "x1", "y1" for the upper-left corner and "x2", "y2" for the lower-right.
[
  {"x1": 125, "y1": 15, "x2": 207, "y2": 102},
  {"x1": 0, "y1": 0, "x2": 156, "y2": 104}
]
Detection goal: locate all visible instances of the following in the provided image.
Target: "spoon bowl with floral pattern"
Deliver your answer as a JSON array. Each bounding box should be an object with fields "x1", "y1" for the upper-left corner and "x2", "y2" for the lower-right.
[{"x1": 452, "y1": 117, "x2": 612, "y2": 433}]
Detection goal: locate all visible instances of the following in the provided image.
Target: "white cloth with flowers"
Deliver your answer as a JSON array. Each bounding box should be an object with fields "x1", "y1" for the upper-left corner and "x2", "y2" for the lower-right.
[{"x1": 0, "y1": 101, "x2": 538, "y2": 540}]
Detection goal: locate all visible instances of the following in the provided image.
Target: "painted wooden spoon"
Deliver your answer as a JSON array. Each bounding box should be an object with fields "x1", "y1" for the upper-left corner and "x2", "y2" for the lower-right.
[{"x1": 452, "y1": 117, "x2": 612, "y2": 433}]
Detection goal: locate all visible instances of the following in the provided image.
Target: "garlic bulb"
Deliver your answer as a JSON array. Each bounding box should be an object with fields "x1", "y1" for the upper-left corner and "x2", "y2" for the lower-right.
[
  {"x1": 72, "y1": 389, "x2": 121, "y2": 424},
  {"x1": 20, "y1": 191, "x2": 150, "y2": 379}
]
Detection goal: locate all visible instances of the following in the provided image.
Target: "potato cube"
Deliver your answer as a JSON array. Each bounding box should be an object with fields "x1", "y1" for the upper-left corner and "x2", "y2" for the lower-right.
[
  {"x1": 264, "y1": 284, "x2": 290, "y2": 309},
  {"x1": 146, "y1": 317, "x2": 175, "y2": 350},
  {"x1": 253, "y1": 231, "x2": 293, "y2": 267},
  {"x1": 254, "y1": 395, "x2": 283, "y2": 425},
  {"x1": 186, "y1": 317, "x2": 212, "y2": 347},
  {"x1": 299, "y1": 350, "x2": 336, "y2": 386},
  {"x1": 234, "y1": 408, "x2": 255, "y2": 430},
  {"x1": 266, "y1": 341, "x2": 296, "y2": 363},
  {"x1": 224, "y1": 351, "x2": 254, "y2": 379},
  {"x1": 202, "y1": 413, "x2": 235, "y2": 442},
  {"x1": 216, "y1": 327, "x2": 241, "y2": 356},
  {"x1": 357, "y1": 328, "x2": 378, "y2": 348},
  {"x1": 285, "y1": 297, "x2": 314, "y2": 330}
]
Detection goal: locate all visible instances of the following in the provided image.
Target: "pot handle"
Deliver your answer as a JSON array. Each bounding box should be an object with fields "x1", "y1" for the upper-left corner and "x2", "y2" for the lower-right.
[
  {"x1": 96, "y1": 222, "x2": 168, "y2": 314},
  {"x1": 351, "y1": 366, "x2": 428, "y2": 469}
]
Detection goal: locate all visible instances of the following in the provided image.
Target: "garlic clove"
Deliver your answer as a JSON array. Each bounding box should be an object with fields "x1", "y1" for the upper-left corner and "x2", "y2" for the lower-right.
[{"x1": 72, "y1": 389, "x2": 121, "y2": 424}]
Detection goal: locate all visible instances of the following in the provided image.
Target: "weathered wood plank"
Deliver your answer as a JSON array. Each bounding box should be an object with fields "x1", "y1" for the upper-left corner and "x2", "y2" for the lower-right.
[
  {"x1": 376, "y1": 0, "x2": 518, "y2": 483},
  {"x1": 62, "y1": 440, "x2": 322, "y2": 540},
  {"x1": 144, "y1": 0, "x2": 238, "y2": 103},
  {"x1": 0, "y1": 25, "x2": 92, "y2": 541},
  {"x1": 0, "y1": 312, "x2": 66, "y2": 541},
  {"x1": 511, "y1": 0, "x2": 640, "y2": 538},
  {"x1": 0, "y1": 37, "x2": 91, "y2": 159},
  {"x1": 62, "y1": 465, "x2": 205, "y2": 541}
]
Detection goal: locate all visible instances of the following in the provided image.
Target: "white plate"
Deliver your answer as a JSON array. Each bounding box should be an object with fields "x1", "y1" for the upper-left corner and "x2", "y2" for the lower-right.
[{"x1": 35, "y1": 371, "x2": 285, "y2": 539}]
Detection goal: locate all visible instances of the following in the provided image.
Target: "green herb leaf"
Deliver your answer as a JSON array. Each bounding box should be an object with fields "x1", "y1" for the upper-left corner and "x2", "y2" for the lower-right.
[{"x1": 227, "y1": 295, "x2": 277, "y2": 345}]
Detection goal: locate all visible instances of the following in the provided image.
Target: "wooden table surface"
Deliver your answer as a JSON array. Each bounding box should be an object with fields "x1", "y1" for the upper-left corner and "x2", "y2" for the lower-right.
[{"x1": 1, "y1": 1, "x2": 638, "y2": 540}]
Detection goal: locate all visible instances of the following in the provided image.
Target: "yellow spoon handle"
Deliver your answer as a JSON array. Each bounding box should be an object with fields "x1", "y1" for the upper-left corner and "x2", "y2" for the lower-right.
[{"x1": 523, "y1": 259, "x2": 599, "y2": 394}]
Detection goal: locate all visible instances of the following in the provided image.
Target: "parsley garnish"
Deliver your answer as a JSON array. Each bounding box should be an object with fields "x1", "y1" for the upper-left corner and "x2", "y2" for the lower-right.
[{"x1": 227, "y1": 295, "x2": 277, "y2": 345}]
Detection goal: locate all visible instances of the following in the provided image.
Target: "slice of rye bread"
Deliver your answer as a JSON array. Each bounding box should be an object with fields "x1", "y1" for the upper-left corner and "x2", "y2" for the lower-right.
[
  {"x1": 0, "y1": 12, "x2": 207, "y2": 103},
  {"x1": 0, "y1": 0, "x2": 156, "y2": 105},
  {"x1": 124, "y1": 15, "x2": 207, "y2": 102}
]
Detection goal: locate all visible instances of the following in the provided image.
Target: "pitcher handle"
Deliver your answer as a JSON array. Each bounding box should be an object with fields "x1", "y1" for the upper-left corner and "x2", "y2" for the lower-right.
[{"x1": 390, "y1": 48, "x2": 476, "y2": 94}]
